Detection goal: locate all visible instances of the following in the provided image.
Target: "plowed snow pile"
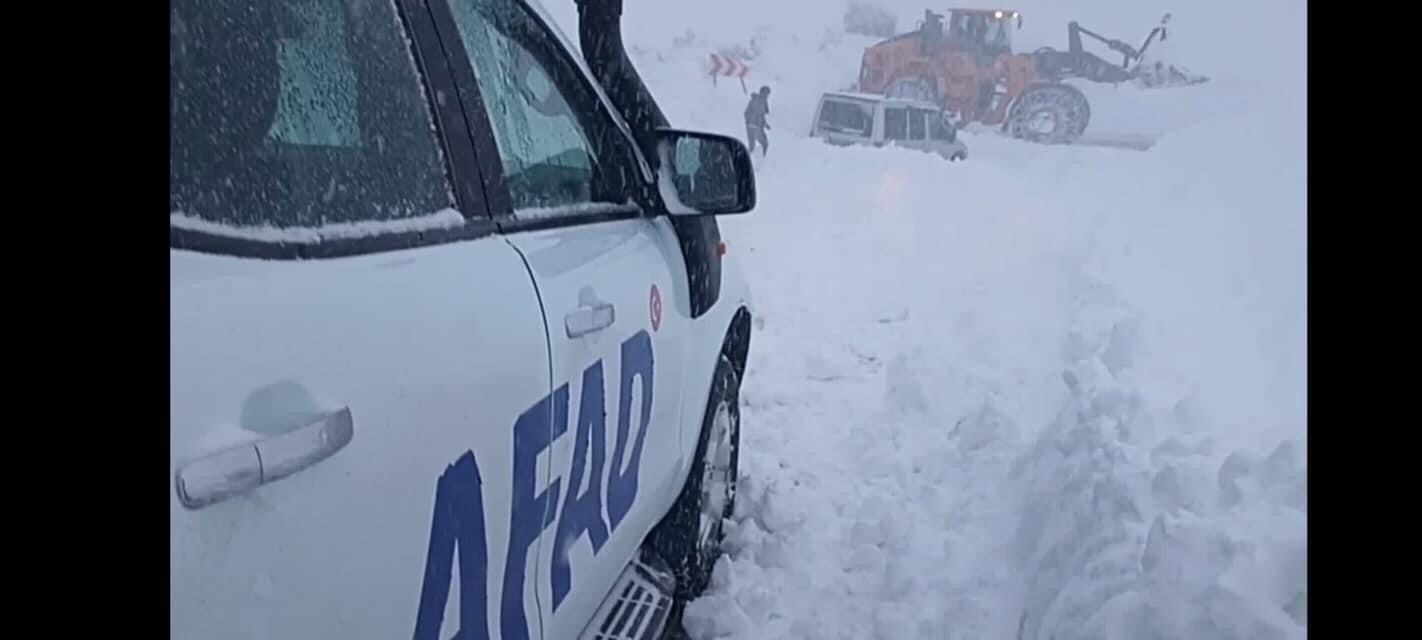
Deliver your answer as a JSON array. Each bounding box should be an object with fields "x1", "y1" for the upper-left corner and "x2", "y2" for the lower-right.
[{"x1": 551, "y1": 1, "x2": 1305, "y2": 638}]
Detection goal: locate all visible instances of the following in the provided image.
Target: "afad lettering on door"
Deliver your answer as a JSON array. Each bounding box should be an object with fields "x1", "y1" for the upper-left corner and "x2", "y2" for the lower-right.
[{"x1": 413, "y1": 329, "x2": 656, "y2": 640}]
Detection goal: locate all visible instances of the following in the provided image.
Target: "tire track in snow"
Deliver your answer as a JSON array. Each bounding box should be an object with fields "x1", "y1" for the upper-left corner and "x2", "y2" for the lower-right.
[
  {"x1": 683, "y1": 326, "x2": 1039, "y2": 640},
  {"x1": 685, "y1": 138, "x2": 1082, "y2": 640}
]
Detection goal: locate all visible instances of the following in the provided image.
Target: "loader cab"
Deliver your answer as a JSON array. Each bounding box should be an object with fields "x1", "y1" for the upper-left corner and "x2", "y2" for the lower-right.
[{"x1": 945, "y1": 9, "x2": 1020, "y2": 57}]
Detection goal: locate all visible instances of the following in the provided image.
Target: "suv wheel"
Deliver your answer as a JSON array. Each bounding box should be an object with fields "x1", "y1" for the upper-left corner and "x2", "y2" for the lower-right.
[{"x1": 646, "y1": 355, "x2": 741, "y2": 602}]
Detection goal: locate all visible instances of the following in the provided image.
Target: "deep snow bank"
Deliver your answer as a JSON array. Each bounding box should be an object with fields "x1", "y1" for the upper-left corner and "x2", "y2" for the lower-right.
[
  {"x1": 688, "y1": 116, "x2": 1306, "y2": 640},
  {"x1": 1000, "y1": 101, "x2": 1306, "y2": 639},
  {"x1": 1012, "y1": 286, "x2": 1307, "y2": 639}
]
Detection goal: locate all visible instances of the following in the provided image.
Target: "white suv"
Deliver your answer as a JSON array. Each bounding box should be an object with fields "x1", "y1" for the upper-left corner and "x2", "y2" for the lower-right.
[
  {"x1": 170, "y1": 0, "x2": 755, "y2": 638},
  {"x1": 810, "y1": 90, "x2": 969, "y2": 161}
]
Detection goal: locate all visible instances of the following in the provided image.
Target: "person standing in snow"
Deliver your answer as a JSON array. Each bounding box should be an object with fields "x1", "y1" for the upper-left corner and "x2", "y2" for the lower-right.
[{"x1": 744, "y1": 86, "x2": 771, "y2": 156}]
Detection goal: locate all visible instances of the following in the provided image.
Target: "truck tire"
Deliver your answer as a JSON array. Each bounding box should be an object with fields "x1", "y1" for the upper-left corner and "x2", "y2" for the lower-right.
[{"x1": 1005, "y1": 82, "x2": 1090, "y2": 144}]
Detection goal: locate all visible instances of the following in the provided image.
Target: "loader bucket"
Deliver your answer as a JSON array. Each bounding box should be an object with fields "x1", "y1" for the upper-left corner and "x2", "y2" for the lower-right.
[
  {"x1": 1131, "y1": 61, "x2": 1209, "y2": 88},
  {"x1": 1129, "y1": 12, "x2": 1209, "y2": 88}
]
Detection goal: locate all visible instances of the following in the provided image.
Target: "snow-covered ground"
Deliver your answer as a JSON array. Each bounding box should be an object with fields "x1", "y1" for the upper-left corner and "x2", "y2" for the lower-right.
[{"x1": 552, "y1": 1, "x2": 1306, "y2": 638}]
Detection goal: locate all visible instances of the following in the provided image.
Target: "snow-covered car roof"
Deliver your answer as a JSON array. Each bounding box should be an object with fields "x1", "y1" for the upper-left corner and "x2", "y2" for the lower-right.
[{"x1": 820, "y1": 90, "x2": 942, "y2": 111}]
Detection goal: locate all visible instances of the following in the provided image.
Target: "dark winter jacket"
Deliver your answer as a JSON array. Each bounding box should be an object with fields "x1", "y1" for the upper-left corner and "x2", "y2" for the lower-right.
[{"x1": 744, "y1": 93, "x2": 769, "y2": 128}]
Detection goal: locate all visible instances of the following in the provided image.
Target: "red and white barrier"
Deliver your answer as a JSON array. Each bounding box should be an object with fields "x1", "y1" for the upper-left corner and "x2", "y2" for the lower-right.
[{"x1": 707, "y1": 53, "x2": 751, "y2": 93}]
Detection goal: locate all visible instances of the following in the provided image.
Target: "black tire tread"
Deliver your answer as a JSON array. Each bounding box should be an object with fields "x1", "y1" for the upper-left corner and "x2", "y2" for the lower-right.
[
  {"x1": 645, "y1": 355, "x2": 741, "y2": 603},
  {"x1": 1005, "y1": 82, "x2": 1091, "y2": 144}
]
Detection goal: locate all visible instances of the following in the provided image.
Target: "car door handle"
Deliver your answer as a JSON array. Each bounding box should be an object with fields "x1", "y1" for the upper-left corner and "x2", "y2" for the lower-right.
[
  {"x1": 565, "y1": 301, "x2": 616, "y2": 338},
  {"x1": 175, "y1": 407, "x2": 355, "y2": 510}
]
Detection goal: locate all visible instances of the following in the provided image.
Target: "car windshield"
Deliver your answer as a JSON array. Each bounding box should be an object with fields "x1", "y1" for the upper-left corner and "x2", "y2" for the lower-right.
[
  {"x1": 953, "y1": 14, "x2": 1013, "y2": 53},
  {"x1": 984, "y1": 19, "x2": 1012, "y2": 49}
]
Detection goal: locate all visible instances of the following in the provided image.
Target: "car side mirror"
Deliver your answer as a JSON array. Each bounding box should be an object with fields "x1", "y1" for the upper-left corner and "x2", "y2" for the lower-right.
[{"x1": 654, "y1": 129, "x2": 756, "y2": 216}]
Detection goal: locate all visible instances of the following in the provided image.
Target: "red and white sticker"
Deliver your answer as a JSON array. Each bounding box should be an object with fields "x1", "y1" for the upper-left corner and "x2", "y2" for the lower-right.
[{"x1": 649, "y1": 284, "x2": 663, "y2": 332}]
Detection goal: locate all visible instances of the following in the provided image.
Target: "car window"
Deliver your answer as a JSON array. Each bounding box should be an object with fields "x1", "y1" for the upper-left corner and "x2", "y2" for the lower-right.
[
  {"x1": 170, "y1": 0, "x2": 455, "y2": 232},
  {"x1": 908, "y1": 108, "x2": 927, "y2": 140},
  {"x1": 929, "y1": 114, "x2": 955, "y2": 141},
  {"x1": 446, "y1": 0, "x2": 642, "y2": 219},
  {"x1": 817, "y1": 99, "x2": 873, "y2": 137},
  {"x1": 884, "y1": 107, "x2": 908, "y2": 140}
]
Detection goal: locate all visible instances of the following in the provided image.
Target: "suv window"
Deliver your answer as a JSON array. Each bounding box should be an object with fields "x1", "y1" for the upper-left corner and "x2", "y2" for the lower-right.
[
  {"x1": 884, "y1": 107, "x2": 908, "y2": 140},
  {"x1": 908, "y1": 108, "x2": 927, "y2": 140},
  {"x1": 817, "y1": 99, "x2": 873, "y2": 136},
  {"x1": 447, "y1": 0, "x2": 642, "y2": 218},
  {"x1": 170, "y1": 0, "x2": 455, "y2": 231},
  {"x1": 929, "y1": 114, "x2": 956, "y2": 141}
]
